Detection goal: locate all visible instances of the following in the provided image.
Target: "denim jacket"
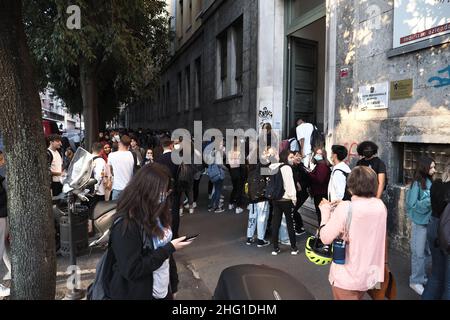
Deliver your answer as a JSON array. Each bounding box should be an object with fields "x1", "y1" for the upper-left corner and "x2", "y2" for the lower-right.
[{"x1": 406, "y1": 179, "x2": 432, "y2": 225}]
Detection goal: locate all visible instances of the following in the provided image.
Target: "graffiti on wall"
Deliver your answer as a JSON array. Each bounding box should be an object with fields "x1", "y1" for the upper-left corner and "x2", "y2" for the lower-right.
[
  {"x1": 343, "y1": 141, "x2": 359, "y2": 165},
  {"x1": 428, "y1": 65, "x2": 450, "y2": 88}
]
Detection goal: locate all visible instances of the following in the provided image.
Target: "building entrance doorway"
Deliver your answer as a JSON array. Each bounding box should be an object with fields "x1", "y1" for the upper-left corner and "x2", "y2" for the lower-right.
[
  {"x1": 286, "y1": 16, "x2": 325, "y2": 139},
  {"x1": 285, "y1": 13, "x2": 326, "y2": 229}
]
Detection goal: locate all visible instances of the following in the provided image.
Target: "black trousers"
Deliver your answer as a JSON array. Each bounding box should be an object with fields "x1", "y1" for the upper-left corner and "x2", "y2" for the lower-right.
[
  {"x1": 293, "y1": 190, "x2": 309, "y2": 231},
  {"x1": 229, "y1": 167, "x2": 244, "y2": 207},
  {"x1": 208, "y1": 180, "x2": 213, "y2": 196},
  {"x1": 193, "y1": 175, "x2": 202, "y2": 203},
  {"x1": 265, "y1": 201, "x2": 274, "y2": 237},
  {"x1": 271, "y1": 200, "x2": 296, "y2": 250},
  {"x1": 313, "y1": 194, "x2": 327, "y2": 226}
]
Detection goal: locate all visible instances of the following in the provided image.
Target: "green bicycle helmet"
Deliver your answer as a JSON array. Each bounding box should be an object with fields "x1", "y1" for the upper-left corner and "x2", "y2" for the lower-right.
[{"x1": 305, "y1": 236, "x2": 332, "y2": 266}]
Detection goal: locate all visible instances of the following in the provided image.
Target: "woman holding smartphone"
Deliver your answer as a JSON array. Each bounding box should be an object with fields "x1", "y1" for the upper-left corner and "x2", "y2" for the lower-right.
[{"x1": 108, "y1": 163, "x2": 193, "y2": 300}]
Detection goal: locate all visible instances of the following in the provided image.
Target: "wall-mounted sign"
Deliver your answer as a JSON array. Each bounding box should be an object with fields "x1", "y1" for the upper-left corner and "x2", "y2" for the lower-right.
[
  {"x1": 390, "y1": 79, "x2": 413, "y2": 100},
  {"x1": 393, "y1": 1, "x2": 450, "y2": 49},
  {"x1": 358, "y1": 82, "x2": 389, "y2": 111}
]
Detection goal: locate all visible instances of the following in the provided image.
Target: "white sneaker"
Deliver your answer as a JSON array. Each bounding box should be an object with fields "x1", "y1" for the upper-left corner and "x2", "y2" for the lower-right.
[
  {"x1": 235, "y1": 208, "x2": 244, "y2": 214},
  {"x1": 280, "y1": 240, "x2": 291, "y2": 246},
  {"x1": 193, "y1": 202, "x2": 197, "y2": 209},
  {"x1": 214, "y1": 207, "x2": 225, "y2": 213},
  {"x1": 3, "y1": 271, "x2": 11, "y2": 281},
  {"x1": 409, "y1": 283, "x2": 424, "y2": 296},
  {"x1": 0, "y1": 284, "x2": 10, "y2": 298},
  {"x1": 228, "y1": 204, "x2": 235, "y2": 210},
  {"x1": 184, "y1": 203, "x2": 190, "y2": 209},
  {"x1": 189, "y1": 208, "x2": 195, "y2": 215},
  {"x1": 179, "y1": 209, "x2": 184, "y2": 217}
]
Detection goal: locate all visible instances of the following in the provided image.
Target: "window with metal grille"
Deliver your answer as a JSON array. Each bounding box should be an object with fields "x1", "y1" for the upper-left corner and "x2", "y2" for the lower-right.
[{"x1": 399, "y1": 143, "x2": 450, "y2": 184}]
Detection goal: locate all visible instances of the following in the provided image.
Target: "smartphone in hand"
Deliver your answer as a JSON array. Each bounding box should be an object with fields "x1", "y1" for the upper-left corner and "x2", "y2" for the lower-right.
[{"x1": 183, "y1": 234, "x2": 200, "y2": 242}]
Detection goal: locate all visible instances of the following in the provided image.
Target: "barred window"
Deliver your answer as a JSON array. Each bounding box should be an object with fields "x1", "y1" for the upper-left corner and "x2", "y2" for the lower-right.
[{"x1": 399, "y1": 143, "x2": 450, "y2": 184}]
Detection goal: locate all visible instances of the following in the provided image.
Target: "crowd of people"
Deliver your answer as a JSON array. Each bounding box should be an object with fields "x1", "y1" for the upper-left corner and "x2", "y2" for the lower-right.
[{"x1": 0, "y1": 120, "x2": 448, "y2": 301}]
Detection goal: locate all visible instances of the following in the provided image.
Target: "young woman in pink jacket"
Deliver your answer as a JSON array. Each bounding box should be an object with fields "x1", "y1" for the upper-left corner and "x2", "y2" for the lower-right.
[{"x1": 319, "y1": 166, "x2": 387, "y2": 300}]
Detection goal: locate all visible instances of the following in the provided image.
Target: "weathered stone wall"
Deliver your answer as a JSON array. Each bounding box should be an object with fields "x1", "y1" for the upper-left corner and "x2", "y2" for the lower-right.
[
  {"x1": 333, "y1": 0, "x2": 450, "y2": 254},
  {"x1": 143, "y1": 0, "x2": 259, "y2": 133}
]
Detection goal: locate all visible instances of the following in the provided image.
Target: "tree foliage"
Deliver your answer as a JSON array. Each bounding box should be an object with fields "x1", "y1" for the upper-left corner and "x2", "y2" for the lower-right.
[{"x1": 24, "y1": 0, "x2": 170, "y2": 123}]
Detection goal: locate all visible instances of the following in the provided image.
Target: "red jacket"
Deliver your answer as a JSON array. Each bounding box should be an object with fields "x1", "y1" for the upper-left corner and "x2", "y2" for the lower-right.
[{"x1": 308, "y1": 162, "x2": 331, "y2": 196}]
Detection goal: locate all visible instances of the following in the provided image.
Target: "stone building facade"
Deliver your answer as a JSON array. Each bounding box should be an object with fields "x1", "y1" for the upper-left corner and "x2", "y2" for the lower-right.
[
  {"x1": 330, "y1": 0, "x2": 450, "y2": 252},
  {"x1": 126, "y1": 0, "x2": 450, "y2": 253},
  {"x1": 126, "y1": 0, "x2": 259, "y2": 133}
]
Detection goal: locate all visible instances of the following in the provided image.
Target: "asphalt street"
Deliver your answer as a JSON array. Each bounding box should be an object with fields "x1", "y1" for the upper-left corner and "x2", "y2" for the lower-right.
[
  {"x1": 175, "y1": 179, "x2": 420, "y2": 300},
  {"x1": 0, "y1": 178, "x2": 420, "y2": 300}
]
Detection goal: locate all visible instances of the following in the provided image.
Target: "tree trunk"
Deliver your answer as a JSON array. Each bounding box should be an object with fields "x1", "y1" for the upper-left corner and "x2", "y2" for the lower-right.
[
  {"x1": 0, "y1": 0, "x2": 56, "y2": 299},
  {"x1": 80, "y1": 61, "x2": 99, "y2": 152}
]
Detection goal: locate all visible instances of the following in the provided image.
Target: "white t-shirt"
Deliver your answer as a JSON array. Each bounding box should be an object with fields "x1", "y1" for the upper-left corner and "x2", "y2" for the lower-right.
[
  {"x1": 48, "y1": 148, "x2": 63, "y2": 183},
  {"x1": 296, "y1": 123, "x2": 314, "y2": 156},
  {"x1": 93, "y1": 156, "x2": 106, "y2": 196},
  {"x1": 108, "y1": 151, "x2": 134, "y2": 191},
  {"x1": 151, "y1": 226, "x2": 173, "y2": 299}
]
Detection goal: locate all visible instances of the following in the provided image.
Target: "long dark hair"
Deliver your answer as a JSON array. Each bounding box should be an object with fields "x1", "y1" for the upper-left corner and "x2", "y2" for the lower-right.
[
  {"x1": 115, "y1": 163, "x2": 172, "y2": 239},
  {"x1": 280, "y1": 149, "x2": 293, "y2": 165},
  {"x1": 413, "y1": 156, "x2": 435, "y2": 190}
]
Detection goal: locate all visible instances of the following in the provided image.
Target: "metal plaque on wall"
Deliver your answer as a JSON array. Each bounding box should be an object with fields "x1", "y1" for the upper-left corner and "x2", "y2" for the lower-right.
[{"x1": 390, "y1": 79, "x2": 413, "y2": 100}]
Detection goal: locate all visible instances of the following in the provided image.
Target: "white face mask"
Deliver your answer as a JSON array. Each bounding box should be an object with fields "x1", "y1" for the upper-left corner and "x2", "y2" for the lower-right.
[
  {"x1": 288, "y1": 160, "x2": 294, "y2": 166},
  {"x1": 174, "y1": 144, "x2": 181, "y2": 150},
  {"x1": 314, "y1": 155, "x2": 323, "y2": 162}
]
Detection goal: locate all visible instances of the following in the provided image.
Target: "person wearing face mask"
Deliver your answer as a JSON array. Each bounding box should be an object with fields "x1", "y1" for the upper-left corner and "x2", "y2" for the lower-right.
[
  {"x1": 308, "y1": 148, "x2": 331, "y2": 225},
  {"x1": 356, "y1": 141, "x2": 387, "y2": 199},
  {"x1": 269, "y1": 149, "x2": 298, "y2": 256},
  {"x1": 406, "y1": 156, "x2": 436, "y2": 296},
  {"x1": 144, "y1": 149, "x2": 154, "y2": 166},
  {"x1": 291, "y1": 151, "x2": 311, "y2": 236},
  {"x1": 328, "y1": 145, "x2": 352, "y2": 202}
]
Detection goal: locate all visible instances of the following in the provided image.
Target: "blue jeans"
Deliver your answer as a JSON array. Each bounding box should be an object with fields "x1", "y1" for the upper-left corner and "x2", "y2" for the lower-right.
[
  {"x1": 410, "y1": 222, "x2": 431, "y2": 285},
  {"x1": 247, "y1": 202, "x2": 269, "y2": 240},
  {"x1": 112, "y1": 189, "x2": 123, "y2": 201},
  {"x1": 209, "y1": 180, "x2": 223, "y2": 209},
  {"x1": 422, "y1": 216, "x2": 450, "y2": 300}
]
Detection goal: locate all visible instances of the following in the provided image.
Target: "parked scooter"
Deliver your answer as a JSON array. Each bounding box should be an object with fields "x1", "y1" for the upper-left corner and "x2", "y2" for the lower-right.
[
  {"x1": 52, "y1": 148, "x2": 117, "y2": 253},
  {"x1": 88, "y1": 200, "x2": 117, "y2": 248}
]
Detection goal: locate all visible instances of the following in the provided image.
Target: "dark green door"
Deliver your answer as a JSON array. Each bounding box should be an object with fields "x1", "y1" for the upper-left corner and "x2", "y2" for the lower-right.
[{"x1": 288, "y1": 37, "x2": 318, "y2": 132}]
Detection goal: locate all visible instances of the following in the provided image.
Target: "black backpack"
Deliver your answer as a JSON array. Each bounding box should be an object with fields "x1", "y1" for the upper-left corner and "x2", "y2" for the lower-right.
[
  {"x1": 334, "y1": 169, "x2": 352, "y2": 201},
  {"x1": 130, "y1": 151, "x2": 139, "y2": 175},
  {"x1": 264, "y1": 165, "x2": 285, "y2": 201},
  {"x1": 439, "y1": 203, "x2": 450, "y2": 254},
  {"x1": 310, "y1": 126, "x2": 325, "y2": 150},
  {"x1": 247, "y1": 165, "x2": 268, "y2": 202}
]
